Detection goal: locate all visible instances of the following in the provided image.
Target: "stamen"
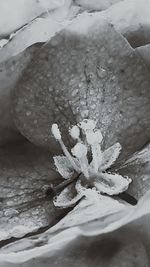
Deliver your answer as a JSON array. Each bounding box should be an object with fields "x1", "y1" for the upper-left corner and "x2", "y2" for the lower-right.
[
  {"x1": 86, "y1": 130, "x2": 103, "y2": 173},
  {"x1": 71, "y1": 143, "x2": 89, "y2": 178},
  {"x1": 78, "y1": 119, "x2": 97, "y2": 131},
  {"x1": 86, "y1": 130, "x2": 103, "y2": 145},
  {"x1": 91, "y1": 145, "x2": 102, "y2": 173},
  {"x1": 59, "y1": 140, "x2": 81, "y2": 173},
  {"x1": 69, "y1": 125, "x2": 80, "y2": 140},
  {"x1": 51, "y1": 120, "x2": 137, "y2": 207},
  {"x1": 51, "y1": 124, "x2": 61, "y2": 140},
  {"x1": 51, "y1": 124, "x2": 80, "y2": 173}
]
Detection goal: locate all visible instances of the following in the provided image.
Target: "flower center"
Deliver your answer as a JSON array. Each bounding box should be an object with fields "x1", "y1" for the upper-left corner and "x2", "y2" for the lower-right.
[
  {"x1": 51, "y1": 119, "x2": 105, "y2": 178},
  {"x1": 51, "y1": 119, "x2": 137, "y2": 206}
]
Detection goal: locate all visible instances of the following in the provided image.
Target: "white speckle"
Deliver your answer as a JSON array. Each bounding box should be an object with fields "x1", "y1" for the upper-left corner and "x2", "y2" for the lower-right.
[
  {"x1": 4, "y1": 208, "x2": 19, "y2": 217},
  {"x1": 91, "y1": 104, "x2": 97, "y2": 109},
  {"x1": 97, "y1": 67, "x2": 107, "y2": 78},
  {"x1": 49, "y1": 87, "x2": 53, "y2": 92},
  {"x1": 80, "y1": 100, "x2": 86, "y2": 106},
  {"x1": 72, "y1": 89, "x2": 79, "y2": 97},
  {"x1": 81, "y1": 110, "x2": 89, "y2": 117},
  {"x1": 26, "y1": 111, "x2": 32, "y2": 116}
]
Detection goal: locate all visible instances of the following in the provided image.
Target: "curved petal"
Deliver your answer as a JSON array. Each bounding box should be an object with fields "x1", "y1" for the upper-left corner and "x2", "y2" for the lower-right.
[
  {"x1": 1, "y1": 190, "x2": 150, "y2": 262},
  {"x1": 0, "y1": 1, "x2": 79, "y2": 64},
  {"x1": 53, "y1": 155, "x2": 75, "y2": 179},
  {"x1": 117, "y1": 142, "x2": 150, "y2": 199},
  {"x1": 6, "y1": 229, "x2": 148, "y2": 267},
  {"x1": 101, "y1": 142, "x2": 122, "y2": 171},
  {"x1": 52, "y1": 193, "x2": 127, "y2": 230},
  {"x1": 0, "y1": 141, "x2": 65, "y2": 242},
  {"x1": 0, "y1": 0, "x2": 65, "y2": 37},
  {"x1": 0, "y1": 194, "x2": 129, "y2": 262},
  {"x1": 94, "y1": 172, "x2": 131, "y2": 195},
  {"x1": 53, "y1": 183, "x2": 81, "y2": 208},
  {"x1": 12, "y1": 13, "x2": 150, "y2": 157}
]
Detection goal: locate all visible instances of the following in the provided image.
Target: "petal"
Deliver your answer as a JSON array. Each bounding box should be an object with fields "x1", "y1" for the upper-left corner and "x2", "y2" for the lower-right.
[
  {"x1": 74, "y1": 0, "x2": 121, "y2": 11},
  {"x1": 76, "y1": 179, "x2": 101, "y2": 202},
  {"x1": 53, "y1": 155, "x2": 75, "y2": 179},
  {"x1": 0, "y1": 141, "x2": 65, "y2": 242},
  {"x1": 52, "y1": 194, "x2": 127, "y2": 230},
  {"x1": 2, "y1": 190, "x2": 150, "y2": 262},
  {"x1": 0, "y1": 2, "x2": 79, "y2": 64},
  {"x1": 53, "y1": 183, "x2": 81, "y2": 208},
  {"x1": 0, "y1": 194, "x2": 128, "y2": 262},
  {"x1": 94, "y1": 172, "x2": 131, "y2": 195},
  {"x1": 117, "y1": 142, "x2": 150, "y2": 199},
  {"x1": 80, "y1": 190, "x2": 150, "y2": 236},
  {"x1": 0, "y1": 0, "x2": 65, "y2": 37},
  {"x1": 101, "y1": 142, "x2": 122, "y2": 171},
  {"x1": 11, "y1": 230, "x2": 149, "y2": 267},
  {"x1": 12, "y1": 12, "x2": 150, "y2": 157}
]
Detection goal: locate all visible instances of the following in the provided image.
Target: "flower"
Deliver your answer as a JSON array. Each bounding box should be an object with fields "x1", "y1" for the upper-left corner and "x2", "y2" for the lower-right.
[
  {"x1": 51, "y1": 119, "x2": 132, "y2": 209},
  {"x1": 1, "y1": 4, "x2": 150, "y2": 265}
]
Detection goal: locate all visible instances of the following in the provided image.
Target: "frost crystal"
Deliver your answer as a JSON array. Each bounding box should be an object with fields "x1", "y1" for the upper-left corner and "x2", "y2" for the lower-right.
[{"x1": 51, "y1": 119, "x2": 132, "y2": 208}]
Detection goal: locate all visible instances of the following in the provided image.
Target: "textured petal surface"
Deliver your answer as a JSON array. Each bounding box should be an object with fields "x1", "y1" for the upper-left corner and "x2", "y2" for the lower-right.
[
  {"x1": 1, "y1": 189, "x2": 150, "y2": 263},
  {"x1": 0, "y1": 0, "x2": 65, "y2": 37},
  {"x1": 12, "y1": 13, "x2": 150, "y2": 161},
  {"x1": 104, "y1": 0, "x2": 150, "y2": 47},
  {"x1": 53, "y1": 155, "x2": 75, "y2": 179},
  {"x1": 0, "y1": 48, "x2": 33, "y2": 146},
  {"x1": 101, "y1": 142, "x2": 122, "y2": 171},
  {"x1": 0, "y1": 1, "x2": 79, "y2": 64},
  {"x1": 117, "y1": 142, "x2": 150, "y2": 199},
  {"x1": 0, "y1": 141, "x2": 65, "y2": 242},
  {"x1": 74, "y1": 0, "x2": 121, "y2": 11},
  {"x1": 0, "y1": 194, "x2": 128, "y2": 262},
  {"x1": 52, "y1": 194, "x2": 128, "y2": 230},
  {"x1": 137, "y1": 44, "x2": 150, "y2": 71},
  {"x1": 53, "y1": 183, "x2": 81, "y2": 208},
  {"x1": 0, "y1": 192, "x2": 150, "y2": 264},
  {"x1": 94, "y1": 172, "x2": 131, "y2": 195},
  {"x1": 0, "y1": 229, "x2": 149, "y2": 267}
]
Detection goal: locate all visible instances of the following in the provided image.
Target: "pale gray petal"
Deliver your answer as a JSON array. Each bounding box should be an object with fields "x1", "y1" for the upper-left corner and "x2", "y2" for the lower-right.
[
  {"x1": 1, "y1": 190, "x2": 150, "y2": 263},
  {"x1": 53, "y1": 183, "x2": 81, "y2": 208},
  {"x1": 101, "y1": 142, "x2": 122, "y2": 171},
  {"x1": 53, "y1": 155, "x2": 75, "y2": 179},
  {"x1": 12, "y1": 13, "x2": 150, "y2": 159},
  {"x1": 94, "y1": 172, "x2": 131, "y2": 195},
  {"x1": 117, "y1": 142, "x2": 150, "y2": 199}
]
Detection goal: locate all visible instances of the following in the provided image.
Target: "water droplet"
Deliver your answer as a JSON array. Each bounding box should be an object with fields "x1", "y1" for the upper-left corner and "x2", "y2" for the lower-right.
[
  {"x1": 4, "y1": 208, "x2": 19, "y2": 217},
  {"x1": 72, "y1": 89, "x2": 79, "y2": 97},
  {"x1": 81, "y1": 110, "x2": 89, "y2": 118},
  {"x1": 26, "y1": 111, "x2": 32, "y2": 116},
  {"x1": 97, "y1": 66, "x2": 107, "y2": 78}
]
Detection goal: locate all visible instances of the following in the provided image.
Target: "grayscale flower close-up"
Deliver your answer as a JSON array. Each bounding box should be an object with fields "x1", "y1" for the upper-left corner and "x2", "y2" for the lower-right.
[{"x1": 0, "y1": 1, "x2": 150, "y2": 267}]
